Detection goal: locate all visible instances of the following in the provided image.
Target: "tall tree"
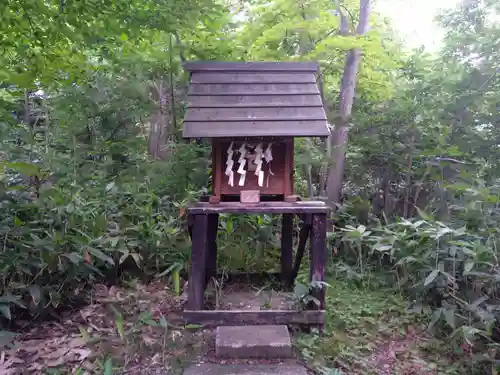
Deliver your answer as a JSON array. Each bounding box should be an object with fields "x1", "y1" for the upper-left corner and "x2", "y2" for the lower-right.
[{"x1": 326, "y1": 0, "x2": 371, "y2": 207}]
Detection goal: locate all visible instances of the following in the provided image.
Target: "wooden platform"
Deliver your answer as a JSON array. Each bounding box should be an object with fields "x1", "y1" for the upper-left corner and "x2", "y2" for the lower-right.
[
  {"x1": 188, "y1": 201, "x2": 329, "y2": 214},
  {"x1": 184, "y1": 310, "x2": 325, "y2": 327},
  {"x1": 185, "y1": 201, "x2": 328, "y2": 328}
]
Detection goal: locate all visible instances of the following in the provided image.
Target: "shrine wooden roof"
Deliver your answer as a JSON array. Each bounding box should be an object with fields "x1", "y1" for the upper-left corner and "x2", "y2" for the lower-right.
[{"x1": 182, "y1": 62, "x2": 330, "y2": 138}]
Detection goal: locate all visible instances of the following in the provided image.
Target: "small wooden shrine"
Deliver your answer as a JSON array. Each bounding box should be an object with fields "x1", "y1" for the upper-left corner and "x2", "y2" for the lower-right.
[
  {"x1": 183, "y1": 61, "x2": 329, "y2": 204},
  {"x1": 183, "y1": 61, "x2": 330, "y2": 328}
]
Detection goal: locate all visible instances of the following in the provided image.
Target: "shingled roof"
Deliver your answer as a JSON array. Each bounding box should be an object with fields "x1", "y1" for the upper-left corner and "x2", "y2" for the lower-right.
[{"x1": 182, "y1": 62, "x2": 330, "y2": 138}]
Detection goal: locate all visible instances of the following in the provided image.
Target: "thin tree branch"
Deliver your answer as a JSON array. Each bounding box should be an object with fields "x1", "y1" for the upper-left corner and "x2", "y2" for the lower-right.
[
  {"x1": 335, "y1": 0, "x2": 350, "y2": 36},
  {"x1": 169, "y1": 34, "x2": 177, "y2": 131},
  {"x1": 174, "y1": 32, "x2": 186, "y2": 63}
]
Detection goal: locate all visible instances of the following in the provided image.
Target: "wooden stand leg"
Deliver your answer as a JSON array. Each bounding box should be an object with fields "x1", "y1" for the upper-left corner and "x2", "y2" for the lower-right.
[
  {"x1": 205, "y1": 213, "x2": 219, "y2": 286},
  {"x1": 309, "y1": 213, "x2": 327, "y2": 329},
  {"x1": 187, "y1": 213, "x2": 193, "y2": 240},
  {"x1": 188, "y1": 214, "x2": 209, "y2": 310},
  {"x1": 280, "y1": 213, "x2": 294, "y2": 286},
  {"x1": 291, "y1": 215, "x2": 312, "y2": 284}
]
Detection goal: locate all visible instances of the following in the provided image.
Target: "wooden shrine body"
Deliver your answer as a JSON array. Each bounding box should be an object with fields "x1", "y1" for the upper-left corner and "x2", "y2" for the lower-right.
[
  {"x1": 182, "y1": 61, "x2": 330, "y2": 329},
  {"x1": 211, "y1": 137, "x2": 294, "y2": 203}
]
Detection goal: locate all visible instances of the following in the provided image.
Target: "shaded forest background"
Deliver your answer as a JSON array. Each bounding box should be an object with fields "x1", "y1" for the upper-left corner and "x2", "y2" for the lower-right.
[{"x1": 1, "y1": 0, "x2": 500, "y2": 372}]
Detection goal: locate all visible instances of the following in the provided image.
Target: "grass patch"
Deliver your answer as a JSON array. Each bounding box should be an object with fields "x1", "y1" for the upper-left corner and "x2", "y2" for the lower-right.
[
  {"x1": 2, "y1": 275, "x2": 488, "y2": 375},
  {"x1": 295, "y1": 278, "x2": 466, "y2": 375}
]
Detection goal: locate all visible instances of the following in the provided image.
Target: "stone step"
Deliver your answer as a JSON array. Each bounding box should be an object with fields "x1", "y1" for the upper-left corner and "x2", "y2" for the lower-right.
[
  {"x1": 215, "y1": 325, "x2": 292, "y2": 359},
  {"x1": 184, "y1": 363, "x2": 308, "y2": 375}
]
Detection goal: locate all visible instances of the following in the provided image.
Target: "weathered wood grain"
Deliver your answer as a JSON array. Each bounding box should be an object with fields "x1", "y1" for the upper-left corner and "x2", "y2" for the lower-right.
[
  {"x1": 188, "y1": 83, "x2": 319, "y2": 96},
  {"x1": 205, "y1": 214, "x2": 219, "y2": 286},
  {"x1": 281, "y1": 214, "x2": 294, "y2": 286},
  {"x1": 187, "y1": 201, "x2": 329, "y2": 215},
  {"x1": 187, "y1": 214, "x2": 209, "y2": 310},
  {"x1": 183, "y1": 120, "x2": 330, "y2": 138},
  {"x1": 190, "y1": 72, "x2": 316, "y2": 84},
  {"x1": 182, "y1": 60, "x2": 328, "y2": 139},
  {"x1": 309, "y1": 213, "x2": 327, "y2": 310},
  {"x1": 183, "y1": 309, "x2": 325, "y2": 326},
  {"x1": 188, "y1": 94, "x2": 323, "y2": 108},
  {"x1": 185, "y1": 107, "x2": 326, "y2": 122},
  {"x1": 292, "y1": 218, "x2": 311, "y2": 283},
  {"x1": 184, "y1": 61, "x2": 319, "y2": 72}
]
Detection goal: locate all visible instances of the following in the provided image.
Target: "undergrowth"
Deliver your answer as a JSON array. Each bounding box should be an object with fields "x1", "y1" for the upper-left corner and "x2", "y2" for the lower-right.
[{"x1": 296, "y1": 278, "x2": 490, "y2": 375}]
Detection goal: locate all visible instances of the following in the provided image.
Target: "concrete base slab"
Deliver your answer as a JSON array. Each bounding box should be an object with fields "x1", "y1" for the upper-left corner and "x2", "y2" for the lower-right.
[
  {"x1": 183, "y1": 363, "x2": 308, "y2": 375},
  {"x1": 215, "y1": 325, "x2": 292, "y2": 358}
]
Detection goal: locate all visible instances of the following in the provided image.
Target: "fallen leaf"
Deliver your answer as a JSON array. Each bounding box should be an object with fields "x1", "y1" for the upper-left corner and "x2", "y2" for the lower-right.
[
  {"x1": 66, "y1": 337, "x2": 86, "y2": 348},
  {"x1": 45, "y1": 349, "x2": 69, "y2": 360},
  {"x1": 46, "y1": 356, "x2": 66, "y2": 368},
  {"x1": 141, "y1": 334, "x2": 157, "y2": 346},
  {"x1": 72, "y1": 348, "x2": 91, "y2": 361},
  {"x1": 28, "y1": 362, "x2": 44, "y2": 371}
]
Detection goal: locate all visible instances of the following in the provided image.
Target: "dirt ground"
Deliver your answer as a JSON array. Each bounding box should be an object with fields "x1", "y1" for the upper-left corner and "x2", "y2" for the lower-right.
[{"x1": 0, "y1": 278, "x2": 461, "y2": 375}]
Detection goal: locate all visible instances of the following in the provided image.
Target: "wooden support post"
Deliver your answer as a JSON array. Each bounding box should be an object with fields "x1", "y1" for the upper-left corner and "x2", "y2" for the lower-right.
[
  {"x1": 280, "y1": 213, "x2": 294, "y2": 286},
  {"x1": 205, "y1": 213, "x2": 219, "y2": 286},
  {"x1": 309, "y1": 213, "x2": 326, "y2": 310},
  {"x1": 291, "y1": 215, "x2": 312, "y2": 283},
  {"x1": 187, "y1": 213, "x2": 193, "y2": 240},
  {"x1": 210, "y1": 140, "x2": 221, "y2": 204},
  {"x1": 188, "y1": 214, "x2": 209, "y2": 310}
]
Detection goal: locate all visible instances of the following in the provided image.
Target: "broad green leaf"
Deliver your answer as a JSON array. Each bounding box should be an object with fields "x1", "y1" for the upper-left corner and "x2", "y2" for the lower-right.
[
  {"x1": 104, "y1": 358, "x2": 113, "y2": 375},
  {"x1": 0, "y1": 295, "x2": 26, "y2": 308},
  {"x1": 0, "y1": 330, "x2": 18, "y2": 347},
  {"x1": 130, "y1": 253, "x2": 142, "y2": 267},
  {"x1": 115, "y1": 314, "x2": 125, "y2": 341},
  {"x1": 157, "y1": 262, "x2": 182, "y2": 278},
  {"x1": 172, "y1": 269, "x2": 180, "y2": 295},
  {"x1": 29, "y1": 285, "x2": 42, "y2": 305},
  {"x1": 0, "y1": 305, "x2": 11, "y2": 320},
  {"x1": 443, "y1": 308, "x2": 455, "y2": 329},
  {"x1": 159, "y1": 315, "x2": 168, "y2": 329},
  {"x1": 424, "y1": 270, "x2": 439, "y2": 286},
  {"x1": 225, "y1": 218, "x2": 233, "y2": 233},
  {"x1": 428, "y1": 308, "x2": 443, "y2": 330},
  {"x1": 415, "y1": 207, "x2": 434, "y2": 222},
  {"x1": 119, "y1": 251, "x2": 130, "y2": 265},
  {"x1": 86, "y1": 247, "x2": 115, "y2": 266},
  {"x1": 464, "y1": 260, "x2": 474, "y2": 273},
  {"x1": 5, "y1": 162, "x2": 40, "y2": 177},
  {"x1": 374, "y1": 244, "x2": 392, "y2": 252},
  {"x1": 62, "y1": 253, "x2": 83, "y2": 265},
  {"x1": 294, "y1": 282, "x2": 309, "y2": 297}
]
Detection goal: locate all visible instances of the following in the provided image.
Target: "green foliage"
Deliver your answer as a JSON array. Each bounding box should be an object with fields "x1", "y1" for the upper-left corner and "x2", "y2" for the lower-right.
[
  {"x1": 296, "y1": 279, "x2": 459, "y2": 374},
  {"x1": 319, "y1": 2, "x2": 500, "y2": 371},
  {"x1": 2, "y1": 0, "x2": 500, "y2": 372},
  {"x1": 0, "y1": 59, "x2": 207, "y2": 320}
]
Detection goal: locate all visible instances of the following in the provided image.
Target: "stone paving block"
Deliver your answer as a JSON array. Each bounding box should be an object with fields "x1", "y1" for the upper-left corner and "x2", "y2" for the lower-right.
[
  {"x1": 183, "y1": 363, "x2": 308, "y2": 375},
  {"x1": 215, "y1": 325, "x2": 292, "y2": 358}
]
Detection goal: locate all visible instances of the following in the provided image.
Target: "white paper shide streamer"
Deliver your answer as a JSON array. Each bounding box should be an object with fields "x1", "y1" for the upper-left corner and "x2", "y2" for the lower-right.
[
  {"x1": 225, "y1": 142, "x2": 273, "y2": 189},
  {"x1": 237, "y1": 142, "x2": 247, "y2": 186},
  {"x1": 225, "y1": 142, "x2": 234, "y2": 186},
  {"x1": 263, "y1": 142, "x2": 273, "y2": 187},
  {"x1": 253, "y1": 142, "x2": 264, "y2": 187}
]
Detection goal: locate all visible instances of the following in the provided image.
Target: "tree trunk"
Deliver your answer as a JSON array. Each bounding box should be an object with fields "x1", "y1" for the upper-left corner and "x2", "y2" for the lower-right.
[
  {"x1": 326, "y1": 0, "x2": 371, "y2": 207},
  {"x1": 147, "y1": 80, "x2": 170, "y2": 159}
]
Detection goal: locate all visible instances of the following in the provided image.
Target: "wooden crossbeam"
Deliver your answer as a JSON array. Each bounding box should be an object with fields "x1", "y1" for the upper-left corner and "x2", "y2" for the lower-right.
[{"x1": 183, "y1": 310, "x2": 325, "y2": 327}]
